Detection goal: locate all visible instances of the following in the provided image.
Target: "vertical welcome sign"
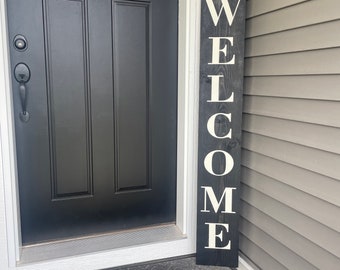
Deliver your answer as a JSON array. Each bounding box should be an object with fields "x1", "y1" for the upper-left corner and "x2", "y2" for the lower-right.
[{"x1": 197, "y1": 0, "x2": 245, "y2": 267}]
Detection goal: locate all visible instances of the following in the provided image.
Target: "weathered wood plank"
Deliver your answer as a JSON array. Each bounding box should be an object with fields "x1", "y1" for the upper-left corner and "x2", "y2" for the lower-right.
[{"x1": 197, "y1": 0, "x2": 246, "y2": 267}]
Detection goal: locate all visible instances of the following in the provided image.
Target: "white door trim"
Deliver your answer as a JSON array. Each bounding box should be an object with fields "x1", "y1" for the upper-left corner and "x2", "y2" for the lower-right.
[{"x1": 0, "y1": 0, "x2": 201, "y2": 269}]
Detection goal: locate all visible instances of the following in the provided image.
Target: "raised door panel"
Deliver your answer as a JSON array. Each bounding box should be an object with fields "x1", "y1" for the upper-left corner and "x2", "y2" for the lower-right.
[
  {"x1": 44, "y1": 0, "x2": 93, "y2": 199},
  {"x1": 113, "y1": 1, "x2": 151, "y2": 192}
]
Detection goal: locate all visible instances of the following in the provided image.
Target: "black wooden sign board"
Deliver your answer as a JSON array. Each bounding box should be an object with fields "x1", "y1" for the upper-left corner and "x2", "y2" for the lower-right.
[{"x1": 196, "y1": 0, "x2": 245, "y2": 267}]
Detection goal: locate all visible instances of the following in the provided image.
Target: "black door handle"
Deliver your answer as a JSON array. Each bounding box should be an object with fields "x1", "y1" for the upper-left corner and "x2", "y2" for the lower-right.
[{"x1": 14, "y1": 63, "x2": 30, "y2": 122}]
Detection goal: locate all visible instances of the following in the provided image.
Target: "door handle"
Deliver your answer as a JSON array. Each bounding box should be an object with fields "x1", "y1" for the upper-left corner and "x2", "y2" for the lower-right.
[{"x1": 14, "y1": 63, "x2": 31, "y2": 122}]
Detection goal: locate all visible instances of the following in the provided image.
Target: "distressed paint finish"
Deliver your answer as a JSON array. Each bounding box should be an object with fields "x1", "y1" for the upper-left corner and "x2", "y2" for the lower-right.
[{"x1": 197, "y1": 0, "x2": 245, "y2": 267}]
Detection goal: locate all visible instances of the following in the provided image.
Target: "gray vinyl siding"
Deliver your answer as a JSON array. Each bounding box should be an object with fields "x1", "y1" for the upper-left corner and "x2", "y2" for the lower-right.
[{"x1": 240, "y1": 1, "x2": 340, "y2": 269}]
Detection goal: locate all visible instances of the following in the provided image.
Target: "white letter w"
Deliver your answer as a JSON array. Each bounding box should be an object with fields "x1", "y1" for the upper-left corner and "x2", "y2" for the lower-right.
[{"x1": 206, "y1": 0, "x2": 241, "y2": 26}]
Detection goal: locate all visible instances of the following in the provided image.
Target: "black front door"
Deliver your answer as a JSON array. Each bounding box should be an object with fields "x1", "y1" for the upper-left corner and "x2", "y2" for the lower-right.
[{"x1": 7, "y1": 0, "x2": 177, "y2": 245}]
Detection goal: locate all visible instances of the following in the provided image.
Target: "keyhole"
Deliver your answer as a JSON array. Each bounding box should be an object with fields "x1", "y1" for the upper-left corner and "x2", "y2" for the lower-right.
[{"x1": 14, "y1": 63, "x2": 30, "y2": 83}]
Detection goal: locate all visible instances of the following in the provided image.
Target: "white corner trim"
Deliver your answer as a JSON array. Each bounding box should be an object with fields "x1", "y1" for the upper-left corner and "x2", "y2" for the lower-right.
[
  {"x1": 0, "y1": 0, "x2": 201, "y2": 269},
  {"x1": 0, "y1": 0, "x2": 21, "y2": 267},
  {"x1": 176, "y1": 0, "x2": 201, "y2": 236},
  {"x1": 239, "y1": 255, "x2": 257, "y2": 270}
]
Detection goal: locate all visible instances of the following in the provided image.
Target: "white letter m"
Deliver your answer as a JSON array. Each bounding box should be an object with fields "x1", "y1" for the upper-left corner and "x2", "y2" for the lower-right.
[{"x1": 201, "y1": 186, "x2": 236, "y2": 214}]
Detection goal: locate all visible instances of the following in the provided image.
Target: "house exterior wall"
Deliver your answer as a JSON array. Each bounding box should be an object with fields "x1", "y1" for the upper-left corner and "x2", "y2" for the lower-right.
[
  {"x1": 240, "y1": 0, "x2": 340, "y2": 269},
  {"x1": 2, "y1": 0, "x2": 340, "y2": 269}
]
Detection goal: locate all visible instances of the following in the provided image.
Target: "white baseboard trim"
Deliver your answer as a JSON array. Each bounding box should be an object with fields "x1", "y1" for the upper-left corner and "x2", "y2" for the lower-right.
[{"x1": 239, "y1": 253, "x2": 259, "y2": 270}]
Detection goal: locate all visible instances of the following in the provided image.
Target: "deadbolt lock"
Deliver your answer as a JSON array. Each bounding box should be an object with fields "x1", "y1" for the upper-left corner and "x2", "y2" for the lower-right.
[{"x1": 13, "y1": 34, "x2": 27, "y2": 51}]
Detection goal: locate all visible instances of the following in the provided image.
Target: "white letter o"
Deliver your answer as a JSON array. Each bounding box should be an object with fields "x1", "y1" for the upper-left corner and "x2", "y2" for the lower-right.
[{"x1": 204, "y1": 150, "x2": 234, "y2": 176}]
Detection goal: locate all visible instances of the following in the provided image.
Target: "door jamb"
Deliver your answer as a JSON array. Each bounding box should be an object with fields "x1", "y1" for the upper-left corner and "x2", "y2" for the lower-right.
[{"x1": 0, "y1": 0, "x2": 201, "y2": 269}]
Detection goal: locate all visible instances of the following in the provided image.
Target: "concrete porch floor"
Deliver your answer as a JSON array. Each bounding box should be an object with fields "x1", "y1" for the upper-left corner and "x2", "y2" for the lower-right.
[{"x1": 110, "y1": 256, "x2": 236, "y2": 270}]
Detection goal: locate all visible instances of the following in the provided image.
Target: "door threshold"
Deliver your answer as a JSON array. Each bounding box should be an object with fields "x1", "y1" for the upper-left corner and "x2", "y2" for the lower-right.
[{"x1": 19, "y1": 224, "x2": 185, "y2": 265}]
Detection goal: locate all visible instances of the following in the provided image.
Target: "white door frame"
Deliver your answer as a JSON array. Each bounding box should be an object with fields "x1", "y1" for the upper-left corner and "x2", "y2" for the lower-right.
[{"x1": 0, "y1": 0, "x2": 201, "y2": 269}]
